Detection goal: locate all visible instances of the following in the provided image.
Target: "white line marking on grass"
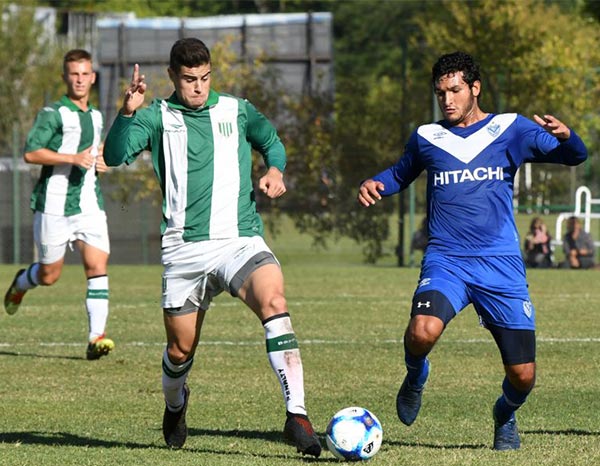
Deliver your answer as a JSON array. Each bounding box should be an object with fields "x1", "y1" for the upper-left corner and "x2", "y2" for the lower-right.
[{"x1": 0, "y1": 337, "x2": 599, "y2": 349}]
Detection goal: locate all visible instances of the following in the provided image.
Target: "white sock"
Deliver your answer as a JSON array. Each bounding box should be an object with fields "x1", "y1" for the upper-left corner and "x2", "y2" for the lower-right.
[
  {"x1": 162, "y1": 349, "x2": 193, "y2": 411},
  {"x1": 264, "y1": 314, "x2": 307, "y2": 415},
  {"x1": 16, "y1": 263, "x2": 40, "y2": 291},
  {"x1": 86, "y1": 275, "x2": 109, "y2": 341}
]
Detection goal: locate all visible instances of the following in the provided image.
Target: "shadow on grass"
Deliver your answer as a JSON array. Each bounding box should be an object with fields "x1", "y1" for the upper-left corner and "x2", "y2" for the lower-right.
[
  {"x1": 0, "y1": 350, "x2": 82, "y2": 361},
  {"x1": 1, "y1": 427, "x2": 532, "y2": 460},
  {"x1": 188, "y1": 428, "x2": 324, "y2": 461},
  {"x1": 381, "y1": 428, "x2": 600, "y2": 451},
  {"x1": 0, "y1": 430, "x2": 323, "y2": 462},
  {"x1": 190, "y1": 428, "x2": 490, "y2": 454},
  {"x1": 385, "y1": 438, "x2": 488, "y2": 450},
  {"x1": 0, "y1": 431, "x2": 149, "y2": 450},
  {"x1": 523, "y1": 428, "x2": 600, "y2": 436}
]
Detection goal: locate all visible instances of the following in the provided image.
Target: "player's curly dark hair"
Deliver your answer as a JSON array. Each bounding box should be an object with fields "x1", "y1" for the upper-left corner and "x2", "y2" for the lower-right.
[{"x1": 431, "y1": 51, "x2": 481, "y2": 89}]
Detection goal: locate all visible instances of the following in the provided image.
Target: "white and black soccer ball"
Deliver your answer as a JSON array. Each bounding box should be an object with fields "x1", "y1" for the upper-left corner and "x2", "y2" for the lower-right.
[{"x1": 325, "y1": 406, "x2": 383, "y2": 461}]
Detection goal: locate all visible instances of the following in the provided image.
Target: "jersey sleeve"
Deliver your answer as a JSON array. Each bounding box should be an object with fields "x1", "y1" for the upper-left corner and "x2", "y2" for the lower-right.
[
  {"x1": 104, "y1": 105, "x2": 158, "y2": 166},
  {"x1": 244, "y1": 100, "x2": 286, "y2": 172},
  {"x1": 518, "y1": 115, "x2": 588, "y2": 166},
  {"x1": 24, "y1": 107, "x2": 61, "y2": 152},
  {"x1": 372, "y1": 131, "x2": 425, "y2": 196}
]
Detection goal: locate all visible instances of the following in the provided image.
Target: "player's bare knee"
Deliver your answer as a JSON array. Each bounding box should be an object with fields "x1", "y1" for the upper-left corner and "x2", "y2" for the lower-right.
[
  {"x1": 409, "y1": 316, "x2": 443, "y2": 344},
  {"x1": 265, "y1": 293, "x2": 287, "y2": 315},
  {"x1": 507, "y1": 364, "x2": 536, "y2": 391},
  {"x1": 406, "y1": 332, "x2": 436, "y2": 353},
  {"x1": 510, "y1": 375, "x2": 535, "y2": 392},
  {"x1": 167, "y1": 344, "x2": 193, "y2": 364},
  {"x1": 38, "y1": 271, "x2": 60, "y2": 286},
  {"x1": 405, "y1": 325, "x2": 438, "y2": 354}
]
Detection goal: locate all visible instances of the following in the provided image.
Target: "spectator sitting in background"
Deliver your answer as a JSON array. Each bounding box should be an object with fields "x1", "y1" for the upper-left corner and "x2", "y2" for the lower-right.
[
  {"x1": 560, "y1": 216, "x2": 596, "y2": 269},
  {"x1": 523, "y1": 217, "x2": 553, "y2": 268}
]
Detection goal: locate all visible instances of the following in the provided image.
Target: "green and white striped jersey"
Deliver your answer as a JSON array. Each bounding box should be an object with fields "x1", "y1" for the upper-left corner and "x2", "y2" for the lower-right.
[
  {"x1": 104, "y1": 90, "x2": 286, "y2": 246},
  {"x1": 26, "y1": 95, "x2": 105, "y2": 216}
]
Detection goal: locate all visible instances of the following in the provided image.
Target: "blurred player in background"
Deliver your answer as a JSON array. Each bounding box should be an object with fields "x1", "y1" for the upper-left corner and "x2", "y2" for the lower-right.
[
  {"x1": 103, "y1": 38, "x2": 321, "y2": 457},
  {"x1": 3, "y1": 49, "x2": 114, "y2": 361},
  {"x1": 560, "y1": 216, "x2": 596, "y2": 269},
  {"x1": 523, "y1": 217, "x2": 553, "y2": 268},
  {"x1": 358, "y1": 51, "x2": 587, "y2": 450}
]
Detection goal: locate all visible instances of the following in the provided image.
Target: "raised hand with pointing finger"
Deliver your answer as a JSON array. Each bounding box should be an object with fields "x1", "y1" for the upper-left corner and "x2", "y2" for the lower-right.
[{"x1": 121, "y1": 64, "x2": 147, "y2": 117}]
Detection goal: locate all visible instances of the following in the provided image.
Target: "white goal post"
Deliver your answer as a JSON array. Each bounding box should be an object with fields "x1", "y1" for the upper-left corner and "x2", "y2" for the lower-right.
[{"x1": 552, "y1": 186, "x2": 600, "y2": 248}]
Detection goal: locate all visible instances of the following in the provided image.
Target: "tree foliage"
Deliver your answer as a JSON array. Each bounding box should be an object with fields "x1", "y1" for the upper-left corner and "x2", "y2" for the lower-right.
[
  {"x1": 413, "y1": 0, "x2": 600, "y2": 205},
  {"x1": 0, "y1": 3, "x2": 67, "y2": 152},
  {"x1": 8, "y1": 0, "x2": 600, "y2": 264},
  {"x1": 41, "y1": 0, "x2": 333, "y2": 16},
  {"x1": 288, "y1": 0, "x2": 600, "y2": 262}
]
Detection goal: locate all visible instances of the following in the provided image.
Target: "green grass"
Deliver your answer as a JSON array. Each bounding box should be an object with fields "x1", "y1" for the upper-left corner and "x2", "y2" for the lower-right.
[{"x1": 1, "y1": 237, "x2": 599, "y2": 465}]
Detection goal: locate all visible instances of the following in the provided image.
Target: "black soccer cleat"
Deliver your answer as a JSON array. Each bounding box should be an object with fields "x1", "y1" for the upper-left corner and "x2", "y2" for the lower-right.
[
  {"x1": 283, "y1": 411, "x2": 322, "y2": 457},
  {"x1": 396, "y1": 376, "x2": 425, "y2": 426},
  {"x1": 493, "y1": 407, "x2": 521, "y2": 450},
  {"x1": 163, "y1": 384, "x2": 190, "y2": 449}
]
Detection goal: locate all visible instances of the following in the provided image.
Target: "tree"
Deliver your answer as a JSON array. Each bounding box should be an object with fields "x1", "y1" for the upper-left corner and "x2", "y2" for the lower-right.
[
  {"x1": 0, "y1": 3, "x2": 67, "y2": 154},
  {"x1": 41, "y1": 0, "x2": 333, "y2": 17},
  {"x1": 309, "y1": 0, "x2": 600, "y2": 263},
  {"x1": 18, "y1": 0, "x2": 600, "y2": 263},
  {"x1": 413, "y1": 0, "x2": 600, "y2": 207},
  {"x1": 317, "y1": 0, "x2": 431, "y2": 262}
]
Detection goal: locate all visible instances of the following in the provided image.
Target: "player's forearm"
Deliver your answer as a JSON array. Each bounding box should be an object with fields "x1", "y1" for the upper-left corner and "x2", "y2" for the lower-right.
[{"x1": 24, "y1": 148, "x2": 76, "y2": 166}]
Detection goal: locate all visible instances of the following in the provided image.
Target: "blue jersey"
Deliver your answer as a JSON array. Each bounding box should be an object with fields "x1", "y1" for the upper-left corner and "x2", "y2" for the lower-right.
[{"x1": 373, "y1": 113, "x2": 587, "y2": 256}]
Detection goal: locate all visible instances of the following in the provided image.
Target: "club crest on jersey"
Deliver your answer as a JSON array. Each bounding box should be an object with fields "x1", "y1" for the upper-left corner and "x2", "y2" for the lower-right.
[
  {"x1": 487, "y1": 122, "x2": 501, "y2": 137},
  {"x1": 522, "y1": 300, "x2": 534, "y2": 319},
  {"x1": 218, "y1": 121, "x2": 233, "y2": 137}
]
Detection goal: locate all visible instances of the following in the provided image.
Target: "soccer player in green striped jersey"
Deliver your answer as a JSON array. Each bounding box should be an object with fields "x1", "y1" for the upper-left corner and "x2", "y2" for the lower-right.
[
  {"x1": 103, "y1": 38, "x2": 321, "y2": 457},
  {"x1": 3, "y1": 49, "x2": 114, "y2": 361}
]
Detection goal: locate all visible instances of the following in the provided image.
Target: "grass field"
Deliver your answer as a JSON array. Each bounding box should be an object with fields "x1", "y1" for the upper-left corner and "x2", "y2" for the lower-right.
[{"x1": 1, "y1": 231, "x2": 599, "y2": 466}]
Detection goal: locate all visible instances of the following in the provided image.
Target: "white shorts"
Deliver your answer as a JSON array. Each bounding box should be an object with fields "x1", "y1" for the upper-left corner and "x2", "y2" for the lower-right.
[
  {"x1": 161, "y1": 236, "x2": 279, "y2": 312},
  {"x1": 33, "y1": 211, "x2": 110, "y2": 264}
]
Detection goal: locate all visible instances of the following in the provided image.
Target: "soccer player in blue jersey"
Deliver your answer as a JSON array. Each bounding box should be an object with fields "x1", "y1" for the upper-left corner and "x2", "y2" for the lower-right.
[
  {"x1": 357, "y1": 51, "x2": 588, "y2": 450},
  {"x1": 103, "y1": 38, "x2": 321, "y2": 457}
]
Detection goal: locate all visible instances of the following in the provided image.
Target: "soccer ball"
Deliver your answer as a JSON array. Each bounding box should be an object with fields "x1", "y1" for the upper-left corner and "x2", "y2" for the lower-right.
[{"x1": 325, "y1": 406, "x2": 383, "y2": 461}]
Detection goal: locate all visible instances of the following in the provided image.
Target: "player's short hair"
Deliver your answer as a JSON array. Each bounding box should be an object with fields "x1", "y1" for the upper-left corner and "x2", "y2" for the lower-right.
[
  {"x1": 63, "y1": 49, "x2": 93, "y2": 73},
  {"x1": 432, "y1": 51, "x2": 481, "y2": 89},
  {"x1": 169, "y1": 38, "x2": 211, "y2": 73}
]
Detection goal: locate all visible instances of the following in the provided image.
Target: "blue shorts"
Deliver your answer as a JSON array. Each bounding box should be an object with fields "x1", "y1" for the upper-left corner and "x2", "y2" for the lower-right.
[{"x1": 414, "y1": 253, "x2": 535, "y2": 331}]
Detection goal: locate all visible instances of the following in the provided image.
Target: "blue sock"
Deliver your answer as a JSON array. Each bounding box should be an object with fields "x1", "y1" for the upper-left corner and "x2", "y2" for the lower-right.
[
  {"x1": 494, "y1": 377, "x2": 532, "y2": 425},
  {"x1": 404, "y1": 344, "x2": 430, "y2": 388}
]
